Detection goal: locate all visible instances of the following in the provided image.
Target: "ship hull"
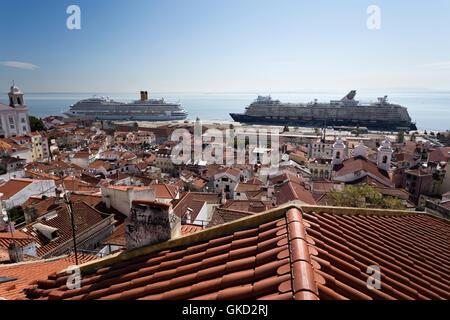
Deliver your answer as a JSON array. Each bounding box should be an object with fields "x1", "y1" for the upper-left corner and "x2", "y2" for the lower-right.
[
  {"x1": 230, "y1": 113, "x2": 417, "y2": 131},
  {"x1": 63, "y1": 111, "x2": 187, "y2": 121}
]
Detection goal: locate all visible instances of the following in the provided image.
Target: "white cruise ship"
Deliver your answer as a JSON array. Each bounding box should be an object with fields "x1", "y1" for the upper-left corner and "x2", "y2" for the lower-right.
[{"x1": 63, "y1": 91, "x2": 188, "y2": 121}]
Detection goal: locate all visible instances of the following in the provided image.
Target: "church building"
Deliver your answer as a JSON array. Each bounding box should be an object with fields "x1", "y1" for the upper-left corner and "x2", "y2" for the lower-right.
[{"x1": 0, "y1": 83, "x2": 31, "y2": 138}]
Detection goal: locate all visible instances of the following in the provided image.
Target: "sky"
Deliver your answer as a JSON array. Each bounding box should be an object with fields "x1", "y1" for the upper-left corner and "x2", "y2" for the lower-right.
[{"x1": 1, "y1": 0, "x2": 450, "y2": 93}]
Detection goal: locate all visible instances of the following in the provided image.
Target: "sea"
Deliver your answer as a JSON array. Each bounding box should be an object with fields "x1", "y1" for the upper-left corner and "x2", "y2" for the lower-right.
[{"x1": 2, "y1": 90, "x2": 449, "y2": 131}]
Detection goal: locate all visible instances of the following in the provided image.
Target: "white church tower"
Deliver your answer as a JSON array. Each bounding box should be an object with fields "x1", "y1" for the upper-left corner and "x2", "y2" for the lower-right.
[
  {"x1": 0, "y1": 82, "x2": 31, "y2": 138},
  {"x1": 377, "y1": 136, "x2": 393, "y2": 171},
  {"x1": 332, "y1": 134, "x2": 346, "y2": 166}
]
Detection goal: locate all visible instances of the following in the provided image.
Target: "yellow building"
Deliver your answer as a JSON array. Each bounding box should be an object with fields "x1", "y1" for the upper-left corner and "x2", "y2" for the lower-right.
[
  {"x1": 27, "y1": 132, "x2": 44, "y2": 161},
  {"x1": 308, "y1": 158, "x2": 333, "y2": 180}
]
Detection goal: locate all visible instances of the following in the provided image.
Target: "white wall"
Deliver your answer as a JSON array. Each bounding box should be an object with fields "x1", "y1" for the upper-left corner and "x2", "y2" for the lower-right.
[
  {"x1": 1, "y1": 180, "x2": 56, "y2": 210},
  {"x1": 213, "y1": 172, "x2": 239, "y2": 198},
  {"x1": 101, "y1": 187, "x2": 156, "y2": 216}
]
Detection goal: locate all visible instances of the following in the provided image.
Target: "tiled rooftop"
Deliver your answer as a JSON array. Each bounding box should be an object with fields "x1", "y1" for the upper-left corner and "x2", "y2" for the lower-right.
[
  {"x1": 0, "y1": 254, "x2": 98, "y2": 300},
  {"x1": 19, "y1": 201, "x2": 113, "y2": 257},
  {"x1": 23, "y1": 204, "x2": 450, "y2": 300}
]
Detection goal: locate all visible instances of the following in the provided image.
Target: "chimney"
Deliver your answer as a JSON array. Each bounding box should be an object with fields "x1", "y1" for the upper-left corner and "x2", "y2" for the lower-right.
[
  {"x1": 220, "y1": 188, "x2": 227, "y2": 205},
  {"x1": 8, "y1": 242, "x2": 23, "y2": 263},
  {"x1": 125, "y1": 200, "x2": 180, "y2": 250},
  {"x1": 24, "y1": 206, "x2": 39, "y2": 224}
]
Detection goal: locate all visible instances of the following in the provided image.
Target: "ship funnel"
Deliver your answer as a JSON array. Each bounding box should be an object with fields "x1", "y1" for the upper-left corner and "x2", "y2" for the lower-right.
[
  {"x1": 145, "y1": 91, "x2": 148, "y2": 100},
  {"x1": 140, "y1": 91, "x2": 146, "y2": 101},
  {"x1": 342, "y1": 90, "x2": 357, "y2": 101}
]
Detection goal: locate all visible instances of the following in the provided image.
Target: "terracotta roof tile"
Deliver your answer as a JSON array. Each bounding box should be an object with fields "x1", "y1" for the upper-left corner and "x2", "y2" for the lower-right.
[
  {"x1": 0, "y1": 254, "x2": 97, "y2": 300},
  {"x1": 22, "y1": 204, "x2": 450, "y2": 300}
]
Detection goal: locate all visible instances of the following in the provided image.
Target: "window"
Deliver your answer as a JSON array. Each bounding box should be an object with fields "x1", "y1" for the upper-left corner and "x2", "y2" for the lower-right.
[
  {"x1": 336, "y1": 151, "x2": 341, "y2": 159},
  {"x1": 9, "y1": 117, "x2": 14, "y2": 124},
  {"x1": 382, "y1": 155, "x2": 388, "y2": 164},
  {"x1": 21, "y1": 118, "x2": 25, "y2": 123}
]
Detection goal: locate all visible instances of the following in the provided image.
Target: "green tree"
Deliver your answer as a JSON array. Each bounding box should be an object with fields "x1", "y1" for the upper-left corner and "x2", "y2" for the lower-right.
[
  {"x1": 133, "y1": 121, "x2": 139, "y2": 127},
  {"x1": 396, "y1": 130, "x2": 405, "y2": 143},
  {"x1": 328, "y1": 185, "x2": 405, "y2": 210},
  {"x1": 314, "y1": 127, "x2": 319, "y2": 136},
  {"x1": 8, "y1": 206, "x2": 25, "y2": 224},
  {"x1": 410, "y1": 132, "x2": 416, "y2": 142},
  {"x1": 29, "y1": 116, "x2": 46, "y2": 132},
  {"x1": 283, "y1": 124, "x2": 289, "y2": 132}
]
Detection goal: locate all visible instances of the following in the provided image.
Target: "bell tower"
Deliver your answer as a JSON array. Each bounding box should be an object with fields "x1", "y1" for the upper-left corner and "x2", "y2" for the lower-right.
[
  {"x1": 377, "y1": 136, "x2": 393, "y2": 172},
  {"x1": 332, "y1": 134, "x2": 346, "y2": 166},
  {"x1": 8, "y1": 81, "x2": 26, "y2": 108}
]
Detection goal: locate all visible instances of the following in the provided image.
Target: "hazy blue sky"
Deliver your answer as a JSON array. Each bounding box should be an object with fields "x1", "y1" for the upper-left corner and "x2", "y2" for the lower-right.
[{"x1": 1, "y1": 0, "x2": 450, "y2": 92}]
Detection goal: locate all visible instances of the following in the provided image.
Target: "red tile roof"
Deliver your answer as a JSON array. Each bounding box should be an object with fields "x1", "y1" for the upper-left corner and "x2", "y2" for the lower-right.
[
  {"x1": 428, "y1": 147, "x2": 450, "y2": 163},
  {"x1": 0, "y1": 179, "x2": 34, "y2": 200},
  {"x1": 0, "y1": 229, "x2": 33, "y2": 250},
  {"x1": 19, "y1": 201, "x2": 112, "y2": 257},
  {"x1": 181, "y1": 224, "x2": 203, "y2": 235},
  {"x1": 275, "y1": 181, "x2": 316, "y2": 205},
  {"x1": 21, "y1": 197, "x2": 62, "y2": 216},
  {"x1": 0, "y1": 254, "x2": 98, "y2": 300},
  {"x1": 149, "y1": 184, "x2": 179, "y2": 200},
  {"x1": 100, "y1": 224, "x2": 126, "y2": 247},
  {"x1": 333, "y1": 156, "x2": 392, "y2": 186},
  {"x1": 23, "y1": 204, "x2": 450, "y2": 300},
  {"x1": 222, "y1": 200, "x2": 276, "y2": 213}
]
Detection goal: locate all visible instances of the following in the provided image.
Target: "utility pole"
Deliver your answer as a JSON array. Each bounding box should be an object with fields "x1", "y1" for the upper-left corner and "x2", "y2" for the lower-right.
[
  {"x1": 63, "y1": 186, "x2": 79, "y2": 265},
  {"x1": 5, "y1": 210, "x2": 18, "y2": 260}
]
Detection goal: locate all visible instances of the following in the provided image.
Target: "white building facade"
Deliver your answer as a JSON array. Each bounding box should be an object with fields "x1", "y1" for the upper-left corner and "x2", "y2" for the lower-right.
[{"x1": 0, "y1": 83, "x2": 31, "y2": 138}]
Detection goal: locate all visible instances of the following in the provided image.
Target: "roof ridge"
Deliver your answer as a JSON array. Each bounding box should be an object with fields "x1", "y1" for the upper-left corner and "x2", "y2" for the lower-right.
[{"x1": 285, "y1": 208, "x2": 322, "y2": 300}]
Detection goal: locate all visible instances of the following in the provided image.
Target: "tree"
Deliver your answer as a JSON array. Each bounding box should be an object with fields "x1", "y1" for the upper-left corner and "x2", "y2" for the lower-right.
[
  {"x1": 410, "y1": 132, "x2": 416, "y2": 142},
  {"x1": 283, "y1": 124, "x2": 289, "y2": 132},
  {"x1": 29, "y1": 116, "x2": 46, "y2": 132},
  {"x1": 229, "y1": 123, "x2": 234, "y2": 130},
  {"x1": 7, "y1": 206, "x2": 25, "y2": 224},
  {"x1": 314, "y1": 127, "x2": 319, "y2": 136},
  {"x1": 133, "y1": 122, "x2": 139, "y2": 127},
  {"x1": 328, "y1": 185, "x2": 405, "y2": 210},
  {"x1": 396, "y1": 130, "x2": 405, "y2": 143}
]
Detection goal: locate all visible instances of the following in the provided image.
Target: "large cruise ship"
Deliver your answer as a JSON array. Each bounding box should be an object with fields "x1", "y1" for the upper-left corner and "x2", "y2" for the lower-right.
[
  {"x1": 230, "y1": 91, "x2": 417, "y2": 131},
  {"x1": 64, "y1": 91, "x2": 188, "y2": 121}
]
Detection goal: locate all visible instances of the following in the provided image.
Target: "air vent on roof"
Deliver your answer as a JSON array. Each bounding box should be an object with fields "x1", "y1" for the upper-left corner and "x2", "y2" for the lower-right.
[{"x1": 33, "y1": 223, "x2": 58, "y2": 240}]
